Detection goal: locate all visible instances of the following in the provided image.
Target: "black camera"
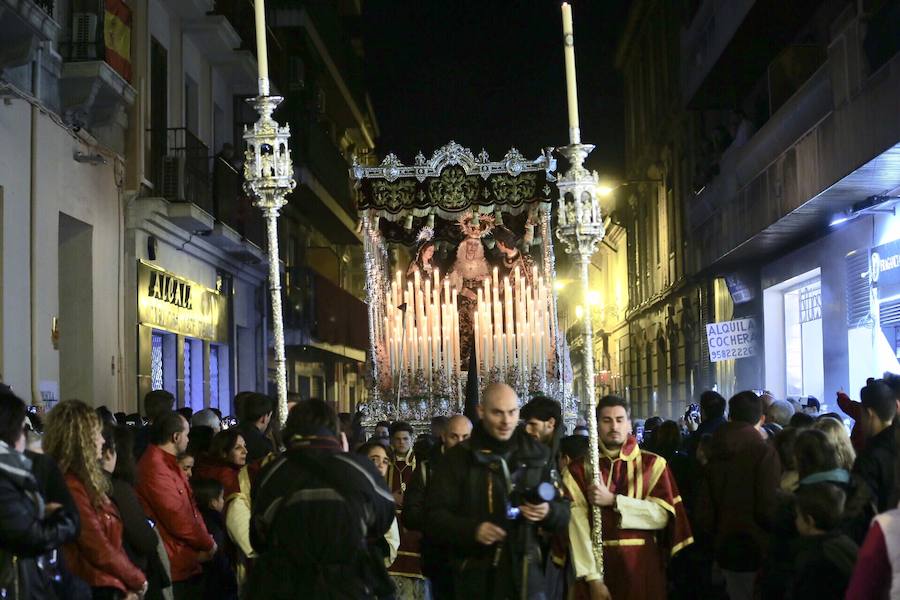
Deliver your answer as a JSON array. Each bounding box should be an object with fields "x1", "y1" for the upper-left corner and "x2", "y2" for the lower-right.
[
  {"x1": 27, "y1": 405, "x2": 38, "y2": 415},
  {"x1": 507, "y1": 481, "x2": 556, "y2": 520}
]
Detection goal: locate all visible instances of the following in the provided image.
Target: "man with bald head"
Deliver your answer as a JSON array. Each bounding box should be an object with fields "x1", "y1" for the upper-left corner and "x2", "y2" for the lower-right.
[
  {"x1": 403, "y1": 414, "x2": 473, "y2": 598},
  {"x1": 425, "y1": 384, "x2": 570, "y2": 598}
]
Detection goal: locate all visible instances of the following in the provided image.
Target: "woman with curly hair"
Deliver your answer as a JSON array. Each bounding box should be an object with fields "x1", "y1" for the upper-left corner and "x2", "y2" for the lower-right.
[{"x1": 44, "y1": 400, "x2": 147, "y2": 600}]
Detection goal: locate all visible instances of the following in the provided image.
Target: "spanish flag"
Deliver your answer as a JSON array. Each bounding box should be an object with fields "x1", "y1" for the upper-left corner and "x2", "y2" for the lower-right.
[{"x1": 104, "y1": 0, "x2": 131, "y2": 83}]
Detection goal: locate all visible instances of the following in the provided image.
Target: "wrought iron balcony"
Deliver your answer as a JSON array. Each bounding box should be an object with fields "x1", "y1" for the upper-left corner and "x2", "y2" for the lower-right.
[{"x1": 211, "y1": 155, "x2": 267, "y2": 249}]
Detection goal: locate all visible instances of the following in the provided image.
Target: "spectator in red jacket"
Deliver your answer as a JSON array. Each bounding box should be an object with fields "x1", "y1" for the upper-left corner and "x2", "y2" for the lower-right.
[
  {"x1": 43, "y1": 400, "x2": 147, "y2": 600},
  {"x1": 137, "y1": 411, "x2": 216, "y2": 600}
]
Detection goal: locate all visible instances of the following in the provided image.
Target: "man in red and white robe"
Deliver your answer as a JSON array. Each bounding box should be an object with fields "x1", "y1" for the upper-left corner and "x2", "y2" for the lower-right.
[
  {"x1": 386, "y1": 422, "x2": 426, "y2": 599},
  {"x1": 564, "y1": 396, "x2": 693, "y2": 600}
]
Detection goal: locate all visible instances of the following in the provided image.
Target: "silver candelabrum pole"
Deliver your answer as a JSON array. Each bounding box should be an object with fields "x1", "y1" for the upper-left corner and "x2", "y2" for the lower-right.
[
  {"x1": 243, "y1": 0, "x2": 296, "y2": 425},
  {"x1": 555, "y1": 142, "x2": 606, "y2": 579}
]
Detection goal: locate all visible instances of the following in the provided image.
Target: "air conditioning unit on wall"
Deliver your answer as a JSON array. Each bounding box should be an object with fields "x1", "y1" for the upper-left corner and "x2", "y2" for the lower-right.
[{"x1": 161, "y1": 155, "x2": 186, "y2": 201}]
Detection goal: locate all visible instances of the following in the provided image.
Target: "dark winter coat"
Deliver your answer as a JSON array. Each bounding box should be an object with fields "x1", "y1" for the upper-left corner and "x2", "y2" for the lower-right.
[
  {"x1": 26, "y1": 450, "x2": 90, "y2": 600},
  {"x1": 109, "y1": 477, "x2": 171, "y2": 598},
  {"x1": 0, "y1": 444, "x2": 79, "y2": 600},
  {"x1": 248, "y1": 436, "x2": 396, "y2": 599},
  {"x1": 696, "y1": 421, "x2": 781, "y2": 572},
  {"x1": 402, "y1": 446, "x2": 454, "y2": 597},
  {"x1": 425, "y1": 425, "x2": 570, "y2": 600},
  {"x1": 852, "y1": 423, "x2": 896, "y2": 513},
  {"x1": 198, "y1": 508, "x2": 237, "y2": 600},
  {"x1": 790, "y1": 531, "x2": 858, "y2": 600}
]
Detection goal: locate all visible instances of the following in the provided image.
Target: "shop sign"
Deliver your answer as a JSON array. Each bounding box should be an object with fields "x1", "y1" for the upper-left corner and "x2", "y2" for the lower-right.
[
  {"x1": 800, "y1": 286, "x2": 822, "y2": 324},
  {"x1": 872, "y1": 239, "x2": 900, "y2": 286},
  {"x1": 705, "y1": 318, "x2": 757, "y2": 362},
  {"x1": 137, "y1": 261, "x2": 227, "y2": 341}
]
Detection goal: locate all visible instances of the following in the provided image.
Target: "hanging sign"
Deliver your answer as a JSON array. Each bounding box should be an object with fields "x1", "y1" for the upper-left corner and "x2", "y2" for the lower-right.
[{"x1": 706, "y1": 318, "x2": 757, "y2": 362}]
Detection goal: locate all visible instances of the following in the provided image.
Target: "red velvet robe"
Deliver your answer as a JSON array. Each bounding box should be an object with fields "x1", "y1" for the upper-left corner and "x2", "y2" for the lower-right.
[
  {"x1": 386, "y1": 451, "x2": 424, "y2": 579},
  {"x1": 566, "y1": 435, "x2": 693, "y2": 600}
]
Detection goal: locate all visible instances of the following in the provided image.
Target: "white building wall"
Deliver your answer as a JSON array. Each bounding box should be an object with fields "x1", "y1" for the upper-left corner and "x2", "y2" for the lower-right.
[{"x1": 0, "y1": 98, "x2": 125, "y2": 410}]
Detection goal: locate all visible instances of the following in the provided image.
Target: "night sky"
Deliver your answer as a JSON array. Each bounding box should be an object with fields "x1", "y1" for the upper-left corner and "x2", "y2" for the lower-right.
[{"x1": 362, "y1": 0, "x2": 630, "y2": 178}]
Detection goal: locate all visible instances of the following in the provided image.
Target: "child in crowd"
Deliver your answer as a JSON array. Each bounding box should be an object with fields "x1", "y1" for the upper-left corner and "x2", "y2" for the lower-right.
[
  {"x1": 191, "y1": 478, "x2": 238, "y2": 600},
  {"x1": 791, "y1": 482, "x2": 858, "y2": 600},
  {"x1": 176, "y1": 451, "x2": 195, "y2": 480}
]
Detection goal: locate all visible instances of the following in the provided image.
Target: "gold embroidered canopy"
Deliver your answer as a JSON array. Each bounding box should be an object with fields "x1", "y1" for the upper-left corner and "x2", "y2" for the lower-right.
[{"x1": 350, "y1": 141, "x2": 557, "y2": 221}]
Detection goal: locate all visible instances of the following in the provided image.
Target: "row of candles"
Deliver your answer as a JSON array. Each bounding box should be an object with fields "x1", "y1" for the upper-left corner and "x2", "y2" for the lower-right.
[
  {"x1": 473, "y1": 266, "x2": 552, "y2": 377},
  {"x1": 382, "y1": 268, "x2": 462, "y2": 385},
  {"x1": 380, "y1": 265, "x2": 553, "y2": 385}
]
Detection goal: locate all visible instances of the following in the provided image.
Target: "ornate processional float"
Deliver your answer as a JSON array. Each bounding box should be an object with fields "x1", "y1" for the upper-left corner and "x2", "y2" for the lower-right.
[{"x1": 351, "y1": 142, "x2": 576, "y2": 425}]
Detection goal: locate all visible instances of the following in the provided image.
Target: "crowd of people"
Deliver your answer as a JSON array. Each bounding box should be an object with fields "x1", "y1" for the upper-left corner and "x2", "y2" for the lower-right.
[{"x1": 1, "y1": 373, "x2": 899, "y2": 599}]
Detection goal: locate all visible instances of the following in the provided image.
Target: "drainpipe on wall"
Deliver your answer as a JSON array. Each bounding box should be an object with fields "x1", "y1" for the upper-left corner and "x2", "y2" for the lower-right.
[{"x1": 29, "y1": 45, "x2": 42, "y2": 407}]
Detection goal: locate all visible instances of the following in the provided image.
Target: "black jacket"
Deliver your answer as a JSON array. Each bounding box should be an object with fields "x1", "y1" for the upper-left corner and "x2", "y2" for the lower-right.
[
  {"x1": 248, "y1": 438, "x2": 396, "y2": 599},
  {"x1": 790, "y1": 531, "x2": 857, "y2": 600},
  {"x1": 402, "y1": 446, "x2": 455, "y2": 597},
  {"x1": 109, "y1": 477, "x2": 170, "y2": 599},
  {"x1": 26, "y1": 452, "x2": 89, "y2": 600},
  {"x1": 852, "y1": 423, "x2": 896, "y2": 513},
  {"x1": 0, "y1": 445, "x2": 79, "y2": 600},
  {"x1": 199, "y1": 508, "x2": 237, "y2": 600},
  {"x1": 425, "y1": 425, "x2": 570, "y2": 600}
]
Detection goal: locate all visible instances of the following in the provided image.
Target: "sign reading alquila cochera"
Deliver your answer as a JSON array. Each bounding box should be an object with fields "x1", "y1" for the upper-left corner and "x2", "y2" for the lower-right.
[{"x1": 137, "y1": 261, "x2": 228, "y2": 341}]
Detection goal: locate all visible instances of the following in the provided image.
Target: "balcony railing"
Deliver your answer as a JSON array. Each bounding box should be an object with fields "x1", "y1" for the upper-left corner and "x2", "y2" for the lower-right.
[
  {"x1": 282, "y1": 266, "x2": 368, "y2": 351},
  {"x1": 151, "y1": 127, "x2": 213, "y2": 212},
  {"x1": 211, "y1": 156, "x2": 267, "y2": 248}
]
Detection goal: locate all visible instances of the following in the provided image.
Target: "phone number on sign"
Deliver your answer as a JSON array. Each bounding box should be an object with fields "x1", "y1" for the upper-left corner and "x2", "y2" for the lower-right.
[{"x1": 710, "y1": 347, "x2": 754, "y2": 361}]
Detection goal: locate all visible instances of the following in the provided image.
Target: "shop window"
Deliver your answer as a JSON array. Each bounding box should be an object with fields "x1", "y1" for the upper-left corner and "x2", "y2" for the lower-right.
[
  {"x1": 183, "y1": 339, "x2": 192, "y2": 404},
  {"x1": 151, "y1": 333, "x2": 164, "y2": 390},
  {"x1": 210, "y1": 345, "x2": 219, "y2": 409},
  {"x1": 784, "y1": 279, "x2": 823, "y2": 400},
  {"x1": 764, "y1": 270, "x2": 823, "y2": 402}
]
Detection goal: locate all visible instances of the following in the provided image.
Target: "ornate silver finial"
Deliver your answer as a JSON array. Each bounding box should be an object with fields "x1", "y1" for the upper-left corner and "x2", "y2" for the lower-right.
[{"x1": 242, "y1": 95, "x2": 296, "y2": 210}]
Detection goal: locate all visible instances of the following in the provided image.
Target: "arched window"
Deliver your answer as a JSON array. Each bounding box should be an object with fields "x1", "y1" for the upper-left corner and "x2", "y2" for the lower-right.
[{"x1": 657, "y1": 336, "x2": 669, "y2": 418}]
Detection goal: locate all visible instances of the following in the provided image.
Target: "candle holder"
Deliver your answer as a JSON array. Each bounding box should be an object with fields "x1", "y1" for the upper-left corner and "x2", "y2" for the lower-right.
[
  {"x1": 243, "y1": 91, "x2": 296, "y2": 426},
  {"x1": 555, "y1": 140, "x2": 606, "y2": 578}
]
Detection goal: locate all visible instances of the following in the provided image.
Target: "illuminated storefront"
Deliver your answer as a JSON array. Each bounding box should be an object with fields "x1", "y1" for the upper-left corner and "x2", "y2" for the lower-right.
[
  {"x1": 846, "y1": 237, "x2": 900, "y2": 395},
  {"x1": 136, "y1": 261, "x2": 231, "y2": 411}
]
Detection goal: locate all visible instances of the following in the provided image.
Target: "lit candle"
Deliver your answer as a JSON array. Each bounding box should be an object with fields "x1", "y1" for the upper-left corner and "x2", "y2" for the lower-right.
[
  {"x1": 254, "y1": 0, "x2": 269, "y2": 84},
  {"x1": 561, "y1": 2, "x2": 580, "y2": 144},
  {"x1": 474, "y1": 318, "x2": 481, "y2": 373}
]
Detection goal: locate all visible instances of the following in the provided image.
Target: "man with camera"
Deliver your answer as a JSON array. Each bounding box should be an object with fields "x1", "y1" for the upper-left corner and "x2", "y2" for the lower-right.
[
  {"x1": 565, "y1": 395, "x2": 693, "y2": 600},
  {"x1": 425, "y1": 383, "x2": 569, "y2": 599}
]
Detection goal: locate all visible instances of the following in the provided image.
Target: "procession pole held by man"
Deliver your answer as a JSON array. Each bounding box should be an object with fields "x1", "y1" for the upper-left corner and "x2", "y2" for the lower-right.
[{"x1": 558, "y1": 1, "x2": 605, "y2": 579}]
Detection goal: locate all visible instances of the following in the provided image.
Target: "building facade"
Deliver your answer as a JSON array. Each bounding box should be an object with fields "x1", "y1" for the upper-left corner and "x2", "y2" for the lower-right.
[
  {"x1": 0, "y1": 0, "x2": 136, "y2": 411},
  {"x1": 615, "y1": 0, "x2": 900, "y2": 414},
  {"x1": 0, "y1": 0, "x2": 377, "y2": 416},
  {"x1": 611, "y1": 0, "x2": 704, "y2": 419}
]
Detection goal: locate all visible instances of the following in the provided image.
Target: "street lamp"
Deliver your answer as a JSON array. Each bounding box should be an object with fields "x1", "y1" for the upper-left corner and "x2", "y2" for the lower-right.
[
  {"x1": 556, "y1": 2, "x2": 606, "y2": 581},
  {"x1": 243, "y1": 0, "x2": 295, "y2": 425}
]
